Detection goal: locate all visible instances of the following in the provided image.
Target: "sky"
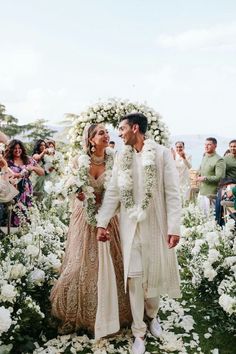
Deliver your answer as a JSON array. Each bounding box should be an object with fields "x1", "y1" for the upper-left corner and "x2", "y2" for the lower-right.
[{"x1": 0, "y1": 0, "x2": 236, "y2": 138}]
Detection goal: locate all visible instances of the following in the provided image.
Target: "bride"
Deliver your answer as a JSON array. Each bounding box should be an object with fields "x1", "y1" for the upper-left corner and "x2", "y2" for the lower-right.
[{"x1": 50, "y1": 123, "x2": 131, "y2": 336}]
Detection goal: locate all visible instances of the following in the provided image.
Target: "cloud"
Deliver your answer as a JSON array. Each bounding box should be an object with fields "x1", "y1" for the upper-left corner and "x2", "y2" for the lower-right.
[{"x1": 157, "y1": 23, "x2": 236, "y2": 50}]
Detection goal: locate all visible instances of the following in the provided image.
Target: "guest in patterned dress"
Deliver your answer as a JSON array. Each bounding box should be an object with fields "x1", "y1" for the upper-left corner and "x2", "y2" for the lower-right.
[{"x1": 4, "y1": 139, "x2": 44, "y2": 226}]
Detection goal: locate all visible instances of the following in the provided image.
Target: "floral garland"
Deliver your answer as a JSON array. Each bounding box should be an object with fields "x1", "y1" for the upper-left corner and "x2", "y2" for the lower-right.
[
  {"x1": 118, "y1": 139, "x2": 157, "y2": 222},
  {"x1": 75, "y1": 147, "x2": 114, "y2": 226},
  {"x1": 67, "y1": 98, "x2": 170, "y2": 150}
]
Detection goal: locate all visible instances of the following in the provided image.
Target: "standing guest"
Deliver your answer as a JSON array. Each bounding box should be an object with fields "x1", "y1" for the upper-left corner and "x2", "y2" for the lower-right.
[
  {"x1": 50, "y1": 124, "x2": 131, "y2": 337},
  {"x1": 197, "y1": 137, "x2": 225, "y2": 215},
  {"x1": 97, "y1": 113, "x2": 181, "y2": 354},
  {"x1": 44, "y1": 139, "x2": 64, "y2": 181},
  {"x1": 224, "y1": 140, "x2": 236, "y2": 179},
  {"x1": 4, "y1": 140, "x2": 44, "y2": 226},
  {"x1": 0, "y1": 155, "x2": 19, "y2": 227},
  {"x1": 171, "y1": 141, "x2": 192, "y2": 203},
  {"x1": 31, "y1": 139, "x2": 49, "y2": 200},
  {"x1": 109, "y1": 141, "x2": 116, "y2": 149}
]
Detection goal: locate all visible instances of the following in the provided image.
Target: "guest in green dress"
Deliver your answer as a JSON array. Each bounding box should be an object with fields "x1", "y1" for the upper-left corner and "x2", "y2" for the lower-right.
[{"x1": 31, "y1": 139, "x2": 49, "y2": 200}]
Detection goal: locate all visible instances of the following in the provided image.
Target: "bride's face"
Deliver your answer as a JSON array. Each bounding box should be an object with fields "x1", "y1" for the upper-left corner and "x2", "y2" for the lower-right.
[{"x1": 90, "y1": 125, "x2": 110, "y2": 149}]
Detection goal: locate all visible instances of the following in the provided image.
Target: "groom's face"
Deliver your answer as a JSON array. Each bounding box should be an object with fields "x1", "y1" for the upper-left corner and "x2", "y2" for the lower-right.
[{"x1": 118, "y1": 119, "x2": 136, "y2": 146}]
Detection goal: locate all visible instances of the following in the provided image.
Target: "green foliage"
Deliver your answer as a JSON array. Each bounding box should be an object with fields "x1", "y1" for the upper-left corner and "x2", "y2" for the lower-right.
[
  {"x1": 22, "y1": 119, "x2": 57, "y2": 141},
  {"x1": 0, "y1": 104, "x2": 22, "y2": 138}
]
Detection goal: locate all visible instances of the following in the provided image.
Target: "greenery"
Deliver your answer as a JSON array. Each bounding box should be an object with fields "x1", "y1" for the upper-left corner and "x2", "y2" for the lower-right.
[{"x1": 0, "y1": 103, "x2": 57, "y2": 142}]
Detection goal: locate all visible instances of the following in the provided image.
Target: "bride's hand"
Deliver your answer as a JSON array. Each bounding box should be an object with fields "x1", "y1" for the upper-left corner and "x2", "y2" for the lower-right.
[
  {"x1": 97, "y1": 227, "x2": 110, "y2": 242},
  {"x1": 76, "y1": 191, "x2": 85, "y2": 201}
]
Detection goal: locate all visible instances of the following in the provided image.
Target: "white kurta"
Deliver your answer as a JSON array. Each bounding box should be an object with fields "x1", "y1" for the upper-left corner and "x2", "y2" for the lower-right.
[
  {"x1": 175, "y1": 153, "x2": 192, "y2": 202},
  {"x1": 97, "y1": 142, "x2": 181, "y2": 299}
]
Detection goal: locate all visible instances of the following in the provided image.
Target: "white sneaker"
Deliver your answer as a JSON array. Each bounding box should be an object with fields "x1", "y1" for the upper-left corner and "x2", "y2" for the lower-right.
[
  {"x1": 132, "y1": 337, "x2": 145, "y2": 354},
  {"x1": 149, "y1": 317, "x2": 162, "y2": 337}
]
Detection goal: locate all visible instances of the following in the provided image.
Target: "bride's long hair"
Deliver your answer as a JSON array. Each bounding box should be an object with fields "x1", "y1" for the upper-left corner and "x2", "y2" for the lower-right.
[{"x1": 82, "y1": 124, "x2": 99, "y2": 155}]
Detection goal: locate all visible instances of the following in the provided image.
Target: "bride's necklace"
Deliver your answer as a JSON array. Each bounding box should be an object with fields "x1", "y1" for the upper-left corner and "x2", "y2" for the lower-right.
[
  {"x1": 77, "y1": 148, "x2": 114, "y2": 225},
  {"x1": 91, "y1": 154, "x2": 106, "y2": 165},
  {"x1": 118, "y1": 139, "x2": 157, "y2": 222}
]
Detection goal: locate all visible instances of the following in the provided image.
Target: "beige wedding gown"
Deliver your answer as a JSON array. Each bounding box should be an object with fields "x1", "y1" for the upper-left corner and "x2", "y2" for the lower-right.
[{"x1": 50, "y1": 173, "x2": 131, "y2": 335}]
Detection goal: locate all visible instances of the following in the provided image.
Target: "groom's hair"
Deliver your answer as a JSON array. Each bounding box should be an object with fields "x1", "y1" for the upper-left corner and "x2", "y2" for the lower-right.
[{"x1": 120, "y1": 113, "x2": 148, "y2": 134}]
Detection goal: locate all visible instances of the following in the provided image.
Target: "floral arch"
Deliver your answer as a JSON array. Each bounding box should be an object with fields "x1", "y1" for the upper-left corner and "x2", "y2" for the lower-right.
[{"x1": 68, "y1": 98, "x2": 170, "y2": 150}]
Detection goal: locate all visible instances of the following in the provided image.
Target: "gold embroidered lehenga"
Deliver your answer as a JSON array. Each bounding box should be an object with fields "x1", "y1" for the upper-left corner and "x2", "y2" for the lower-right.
[{"x1": 50, "y1": 173, "x2": 131, "y2": 335}]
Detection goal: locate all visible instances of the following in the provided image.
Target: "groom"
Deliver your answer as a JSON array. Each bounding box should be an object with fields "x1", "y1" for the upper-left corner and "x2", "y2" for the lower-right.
[{"x1": 96, "y1": 113, "x2": 181, "y2": 354}]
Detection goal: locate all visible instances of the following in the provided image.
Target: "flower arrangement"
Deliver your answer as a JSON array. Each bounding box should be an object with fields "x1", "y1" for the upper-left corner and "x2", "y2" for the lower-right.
[
  {"x1": 0, "y1": 205, "x2": 67, "y2": 352},
  {"x1": 178, "y1": 203, "x2": 236, "y2": 319},
  {"x1": 67, "y1": 98, "x2": 170, "y2": 150}
]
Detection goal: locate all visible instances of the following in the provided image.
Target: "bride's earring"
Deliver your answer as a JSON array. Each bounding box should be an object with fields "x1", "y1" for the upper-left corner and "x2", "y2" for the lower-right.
[{"x1": 91, "y1": 144, "x2": 96, "y2": 153}]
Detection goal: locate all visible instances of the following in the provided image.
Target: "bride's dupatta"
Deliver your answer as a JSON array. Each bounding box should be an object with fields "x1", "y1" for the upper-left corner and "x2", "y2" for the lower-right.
[{"x1": 95, "y1": 241, "x2": 120, "y2": 339}]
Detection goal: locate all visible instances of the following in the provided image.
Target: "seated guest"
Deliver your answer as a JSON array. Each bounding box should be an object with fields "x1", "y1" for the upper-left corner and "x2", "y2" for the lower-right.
[
  {"x1": 215, "y1": 178, "x2": 236, "y2": 226},
  {"x1": 4, "y1": 140, "x2": 44, "y2": 226}
]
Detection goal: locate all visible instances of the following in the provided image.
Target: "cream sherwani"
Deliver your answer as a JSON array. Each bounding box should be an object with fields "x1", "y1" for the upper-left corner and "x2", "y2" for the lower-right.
[{"x1": 97, "y1": 142, "x2": 181, "y2": 336}]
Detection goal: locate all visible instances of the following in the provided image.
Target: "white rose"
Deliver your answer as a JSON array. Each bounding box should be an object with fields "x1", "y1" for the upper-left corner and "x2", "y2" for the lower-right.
[
  {"x1": 1, "y1": 284, "x2": 17, "y2": 303},
  {"x1": 0, "y1": 306, "x2": 12, "y2": 334},
  {"x1": 26, "y1": 245, "x2": 40, "y2": 257},
  {"x1": 10, "y1": 263, "x2": 27, "y2": 279},
  {"x1": 28, "y1": 269, "x2": 45, "y2": 286}
]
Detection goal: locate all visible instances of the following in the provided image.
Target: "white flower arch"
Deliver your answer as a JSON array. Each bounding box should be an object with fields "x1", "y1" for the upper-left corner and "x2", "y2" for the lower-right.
[{"x1": 68, "y1": 98, "x2": 170, "y2": 150}]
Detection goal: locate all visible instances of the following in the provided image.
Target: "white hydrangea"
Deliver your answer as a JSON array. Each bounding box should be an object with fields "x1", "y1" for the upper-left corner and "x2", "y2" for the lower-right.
[
  {"x1": 219, "y1": 294, "x2": 236, "y2": 315},
  {"x1": 0, "y1": 306, "x2": 12, "y2": 334},
  {"x1": 1, "y1": 284, "x2": 17, "y2": 303},
  {"x1": 10, "y1": 263, "x2": 27, "y2": 280},
  {"x1": 28, "y1": 269, "x2": 45, "y2": 286}
]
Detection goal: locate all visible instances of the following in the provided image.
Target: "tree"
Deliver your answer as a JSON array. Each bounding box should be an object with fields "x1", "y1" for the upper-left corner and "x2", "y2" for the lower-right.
[
  {"x1": 0, "y1": 103, "x2": 22, "y2": 138},
  {"x1": 22, "y1": 119, "x2": 57, "y2": 141}
]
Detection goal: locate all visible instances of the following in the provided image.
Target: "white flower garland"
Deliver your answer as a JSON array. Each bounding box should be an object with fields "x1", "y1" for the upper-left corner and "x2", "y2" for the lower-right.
[
  {"x1": 77, "y1": 147, "x2": 114, "y2": 226},
  {"x1": 67, "y1": 98, "x2": 170, "y2": 151},
  {"x1": 118, "y1": 139, "x2": 157, "y2": 222}
]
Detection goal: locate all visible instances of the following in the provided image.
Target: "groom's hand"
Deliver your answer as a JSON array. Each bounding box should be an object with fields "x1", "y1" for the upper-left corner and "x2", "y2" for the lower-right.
[
  {"x1": 167, "y1": 235, "x2": 180, "y2": 248},
  {"x1": 97, "y1": 227, "x2": 110, "y2": 242}
]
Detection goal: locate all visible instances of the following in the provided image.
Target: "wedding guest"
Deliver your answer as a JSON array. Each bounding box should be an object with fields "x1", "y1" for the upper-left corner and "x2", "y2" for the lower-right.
[
  {"x1": 4, "y1": 139, "x2": 44, "y2": 226},
  {"x1": 109, "y1": 141, "x2": 116, "y2": 149},
  {"x1": 224, "y1": 140, "x2": 236, "y2": 179},
  {"x1": 50, "y1": 124, "x2": 131, "y2": 337},
  {"x1": 97, "y1": 113, "x2": 181, "y2": 354},
  {"x1": 0, "y1": 155, "x2": 19, "y2": 226},
  {"x1": 197, "y1": 137, "x2": 225, "y2": 215},
  {"x1": 31, "y1": 139, "x2": 49, "y2": 200},
  {"x1": 44, "y1": 139, "x2": 64, "y2": 181},
  {"x1": 171, "y1": 141, "x2": 192, "y2": 203}
]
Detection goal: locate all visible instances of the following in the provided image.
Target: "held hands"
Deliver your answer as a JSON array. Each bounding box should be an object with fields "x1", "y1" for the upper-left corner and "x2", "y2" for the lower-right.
[
  {"x1": 167, "y1": 235, "x2": 180, "y2": 249},
  {"x1": 76, "y1": 191, "x2": 86, "y2": 201},
  {"x1": 97, "y1": 227, "x2": 110, "y2": 242}
]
